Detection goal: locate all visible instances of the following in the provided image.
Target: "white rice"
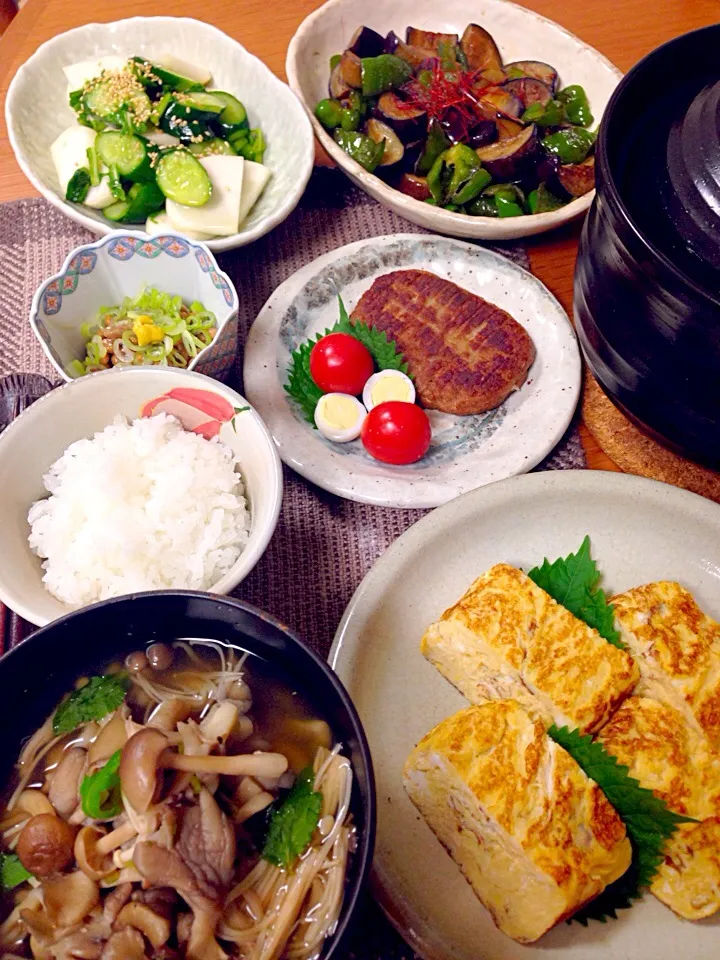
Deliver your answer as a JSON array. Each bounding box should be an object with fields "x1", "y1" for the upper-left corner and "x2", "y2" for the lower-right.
[{"x1": 27, "y1": 413, "x2": 249, "y2": 606}]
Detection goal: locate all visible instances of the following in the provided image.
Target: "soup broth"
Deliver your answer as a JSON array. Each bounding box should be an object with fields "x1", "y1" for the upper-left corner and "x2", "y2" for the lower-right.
[{"x1": 0, "y1": 640, "x2": 354, "y2": 960}]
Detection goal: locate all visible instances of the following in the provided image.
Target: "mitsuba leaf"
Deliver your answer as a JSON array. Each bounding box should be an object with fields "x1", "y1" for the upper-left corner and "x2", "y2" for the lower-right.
[
  {"x1": 262, "y1": 766, "x2": 322, "y2": 869},
  {"x1": 549, "y1": 725, "x2": 696, "y2": 924},
  {"x1": 0, "y1": 853, "x2": 32, "y2": 891},
  {"x1": 53, "y1": 673, "x2": 129, "y2": 735},
  {"x1": 528, "y1": 536, "x2": 625, "y2": 649}
]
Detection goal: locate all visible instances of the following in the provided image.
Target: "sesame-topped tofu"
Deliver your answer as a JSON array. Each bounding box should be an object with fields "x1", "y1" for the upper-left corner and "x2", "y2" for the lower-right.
[
  {"x1": 403, "y1": 702, "x2": 632, "y2": 943},
  {"x1": 421, "y1": 564, "x2": 639, "y2": 735},
  {"x1": 598, "y1": 696, "x2": 720, "y2": 919},
  {"x1": 612, "y1": 581, "x2": 720, "y2": 750}
]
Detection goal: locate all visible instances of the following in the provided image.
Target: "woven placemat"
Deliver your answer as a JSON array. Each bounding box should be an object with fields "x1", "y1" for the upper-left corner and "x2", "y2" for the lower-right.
[{"x1": 0, "y1": 170, "x2": 585, "y2": 960}]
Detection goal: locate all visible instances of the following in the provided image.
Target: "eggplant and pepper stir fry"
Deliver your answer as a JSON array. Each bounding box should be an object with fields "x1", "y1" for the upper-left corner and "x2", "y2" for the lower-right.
[{"x1": 315, "y1": 24, "x2": 596, "y2": 217}]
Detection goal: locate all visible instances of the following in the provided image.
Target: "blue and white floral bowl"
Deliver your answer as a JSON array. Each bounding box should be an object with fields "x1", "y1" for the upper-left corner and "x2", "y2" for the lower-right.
[{"x1": 30, "y1": 231, "x2": 239, "y2": 383}]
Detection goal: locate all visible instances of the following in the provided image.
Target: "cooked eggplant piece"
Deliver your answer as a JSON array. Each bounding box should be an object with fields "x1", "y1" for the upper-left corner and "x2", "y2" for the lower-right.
[
  {"x1": 398, "y1": 172, "x2": 431, "y2": 201},
  {"x1": 366, "y1": 118, "x2": 405, "y2": 166},
  {"x1": 391, "y1": 38, "x2": 436, "y2": 69},
  {"x1": 479, "y1": 67, "x2": 508, "y2": 85},
  {"x1": 384, "y1": 30, "x2": 401, "y2": 53},
  {"x1": 405, "y1": 28, "x2": 459, "y2": 53},
  {"x1": 460, "y1": 24, "x2": 503, "y2": 72},
  {"x1": 329, "y1": 62, "x2": 351, "y2": 99},
  {"x1": 535, "y1": 153, "x2": 560, "y2": 183},
  {"x1": 503, "y1": 78, "x2": 552, "y2": 109},
  {"x1": 340, "y1": 50, "x2": 363, "y2": 89},
  {"x1": 505, "y1": 60, "x2": 559, "y2": 94},
  {"x1": 440, "y1": 107, "x2": 471, "y2": 144},
  {"x1": 557, "y1": 155, "x2": 595, "y2": 197},
  {"x1": 467, "y1": 118, "x2": 498, "y2": 148},
  {"x1": 496, "y1": 117, "x2": 524, "y2": 140},
  {"x1": 375, "y1": 92, "x2": 426, "y2": 141},
  {"x1": 347, "y1": 26, "x2": 386, "y2": 58},
  {"x1": 476, "y1": 123, "x2": 539, "y2": 179},
  {"x1": 479, "y1": 87, "x2": 523, "y2": 119}
]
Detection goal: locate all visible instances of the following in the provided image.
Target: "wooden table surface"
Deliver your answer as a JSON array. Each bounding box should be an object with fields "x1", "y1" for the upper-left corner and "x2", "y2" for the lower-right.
[{"x1": 0, "y1": 0, "x2": 717, "y2": 471}]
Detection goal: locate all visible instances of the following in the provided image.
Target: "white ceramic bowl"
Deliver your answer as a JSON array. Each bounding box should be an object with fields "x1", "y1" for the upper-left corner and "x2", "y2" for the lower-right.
[
  {"x1": 0, "y1": 367, "x2": 283, "y2": 626},
  {"x1": 6, "y1": 17, "x2": 314, "y2": 252},
  {"x1": 30, "y1": 230, "x2": 239, "y2": 383},
  {"x1": 287, "y1": 0, "x2": 622, "y2": 240}
]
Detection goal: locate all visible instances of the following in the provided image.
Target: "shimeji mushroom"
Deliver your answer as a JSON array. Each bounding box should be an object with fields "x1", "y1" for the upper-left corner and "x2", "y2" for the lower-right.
[
  {"x1": 120, "y1": 729, "x2": 289, "y2": 813},
  {"x1": 16, "y1": 814, "x2": 76, "y2": 877}
]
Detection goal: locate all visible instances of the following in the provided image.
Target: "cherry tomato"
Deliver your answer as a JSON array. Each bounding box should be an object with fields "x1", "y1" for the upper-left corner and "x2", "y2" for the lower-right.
[
  {"x1": 309, "y1": 333, "x2": 375, "y2": 396},
  {"x1": 361, "y1": 401, "x2": 432, "y2": 465}
]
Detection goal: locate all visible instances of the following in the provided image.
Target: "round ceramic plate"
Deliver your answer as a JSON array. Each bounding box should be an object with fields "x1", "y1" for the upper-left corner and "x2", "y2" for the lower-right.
[
  {"x1": 243, "y1": 235, "x2": 580, "y2": 508},
  {"x1": 330, "y1": 470, "x2": 720, "y2": 960}
]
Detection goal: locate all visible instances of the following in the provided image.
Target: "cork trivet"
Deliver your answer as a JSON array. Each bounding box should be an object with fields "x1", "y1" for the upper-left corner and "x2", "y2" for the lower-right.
[{"x1": 583, "y1": 372, "x2": 720, "y2": 503}]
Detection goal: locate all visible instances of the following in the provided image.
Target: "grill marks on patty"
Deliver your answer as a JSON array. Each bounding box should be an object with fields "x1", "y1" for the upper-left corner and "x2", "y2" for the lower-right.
[{"x1": 350, "y1": 269, "x2": 536, "y2": 415}]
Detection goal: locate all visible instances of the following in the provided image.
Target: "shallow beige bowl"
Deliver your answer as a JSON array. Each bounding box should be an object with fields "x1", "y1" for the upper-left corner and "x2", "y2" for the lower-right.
[
  {"x1": 0, "y1": 368, "x2": 283, "y2": 626},
  {"x1": 287, "y1": 0, "x2": 622, "y2": 239},
  {"x1": 6, "y1": 17, "x2": 314, "y2": 252}
]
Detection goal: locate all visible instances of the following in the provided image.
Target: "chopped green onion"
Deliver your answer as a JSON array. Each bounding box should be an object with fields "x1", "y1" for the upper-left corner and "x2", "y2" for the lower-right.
[{"x1": 86, "y1": 146, "x2": 100, "y2": 187}]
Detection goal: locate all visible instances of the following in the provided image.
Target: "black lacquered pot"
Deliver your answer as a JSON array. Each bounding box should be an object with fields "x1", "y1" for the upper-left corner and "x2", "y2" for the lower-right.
[{"x1": 574, "y1": 25, "x2": 720, "y2": 465}]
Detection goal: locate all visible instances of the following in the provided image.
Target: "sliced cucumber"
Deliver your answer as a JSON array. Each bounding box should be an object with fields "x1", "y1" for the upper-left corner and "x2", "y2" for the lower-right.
[
  {"x1": 96, "y1": 131, "x2": 153, "y2": 181},
  {"x1": 122, "y1": 182, "x2": 165, "y2": 222},
  {"x1": 160, "y1": 101, "x2": 215, "y2": 143},
  {"x1": 179, "y1": 92, "x2": 225, "y2": 116},
  {"x1": 155, "y1": 150, "x2": 212, "y2": 206},
  {"x1": 103, "y1": 199, "x2": 131, "y2": 221},
  {"x1": 83, "y1": 77, "x2": 152, "y2": 126},
  {"x1": 189, "y1": 138, "x2": 237, "y2": 157},
  {"x1": 209, "y1": 91, "x2": 249, "y2": 135},
  {"x1": 131, "y1": 56, "x2": 205, "y2": 93}
]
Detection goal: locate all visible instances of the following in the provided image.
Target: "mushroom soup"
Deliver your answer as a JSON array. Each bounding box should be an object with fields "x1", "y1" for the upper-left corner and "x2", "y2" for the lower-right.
[{"x1": 0, "y1": 640, "x2": 355, "y2": 960}]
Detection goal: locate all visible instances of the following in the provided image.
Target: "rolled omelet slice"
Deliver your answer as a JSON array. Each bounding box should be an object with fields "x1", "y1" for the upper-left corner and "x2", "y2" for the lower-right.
[
  {"x1": 422, "y1": 564, "x2": 639, "y2": 735},
  {"x1": 598, "y1": 696, "x2": 720, "y2": 919},
  {"x1": 403, "y1": 701, "x2": 632, "y2": 943},
  {"x1": 611, "y1": 581, "x2": 720, "y2": 750}
]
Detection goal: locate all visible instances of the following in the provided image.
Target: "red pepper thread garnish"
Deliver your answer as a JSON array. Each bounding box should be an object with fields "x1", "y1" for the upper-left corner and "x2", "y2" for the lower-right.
[{"x1": 398, "y1": 58, "x2": 493, "y2": 141}]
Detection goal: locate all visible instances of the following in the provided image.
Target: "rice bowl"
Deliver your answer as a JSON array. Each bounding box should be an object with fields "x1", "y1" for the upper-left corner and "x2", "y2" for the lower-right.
[
  {"x1": 0, "y1": 367, "x2": 282, "y2": 627},
  {"x1": 28, "y1": 414, "x2": 250, "y2": 606}
]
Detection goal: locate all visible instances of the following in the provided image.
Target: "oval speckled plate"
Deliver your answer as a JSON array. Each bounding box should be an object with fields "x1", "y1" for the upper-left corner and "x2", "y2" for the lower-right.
[
  {"x1": 243, "y1": 235, "x2": 580, "y2": 508},
  {"x1": 330, "y1": 470, "x2": 720, "y2": 960}
]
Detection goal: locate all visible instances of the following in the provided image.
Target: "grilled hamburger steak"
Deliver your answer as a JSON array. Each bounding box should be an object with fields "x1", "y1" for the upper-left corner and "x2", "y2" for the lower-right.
[{"x1": 350, "y1": 269, "x2": 536, "y2": 415}]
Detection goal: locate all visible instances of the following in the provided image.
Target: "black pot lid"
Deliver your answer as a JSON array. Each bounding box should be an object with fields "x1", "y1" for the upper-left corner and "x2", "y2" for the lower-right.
[{"x1": 664, "y1": 80, "x2": 720, "y2": 270}]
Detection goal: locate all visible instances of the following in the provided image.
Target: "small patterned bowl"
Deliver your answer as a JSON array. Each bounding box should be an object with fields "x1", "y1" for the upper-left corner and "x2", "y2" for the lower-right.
[
  {"x1": 30, "y1": 230, "x2": 239, "y2": 383},
  {"x1": 6, "y1": 16, "x2": 314, "y2": 251}
]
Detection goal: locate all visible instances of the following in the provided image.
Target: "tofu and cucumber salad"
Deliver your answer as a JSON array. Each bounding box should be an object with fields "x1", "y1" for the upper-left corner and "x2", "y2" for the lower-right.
[{"x1": 52, "y1": 53, "x2": 272, "y2": 238}]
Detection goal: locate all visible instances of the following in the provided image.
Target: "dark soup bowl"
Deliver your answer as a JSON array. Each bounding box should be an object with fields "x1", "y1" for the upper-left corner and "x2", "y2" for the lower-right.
[
  {"x1": 0, "y1": 592, "x2": 375, "y2": 959},
  {"x1": 574, "y1": 24, "x2": 720, "y2": 465}
]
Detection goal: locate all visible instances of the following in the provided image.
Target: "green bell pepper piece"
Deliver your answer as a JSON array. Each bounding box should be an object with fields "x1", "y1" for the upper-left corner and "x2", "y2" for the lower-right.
[
  {"x1": 427, "y1": 144, "x2": 491, "y2": 207},
  {"x1": 80, "y1": 750, "x2": 122, "y2": 819},
  {"x1": 315, "y1": 98, "x2": 343, "y2": 129},
  {"x1": 333, "y1": 129, "x2": 385, "y2": 172},
  {"x1": 339, "y1": 107, "x2": 361, "y2": 131},
  {"x1": 329, "y1": 53, "x2": 342, "y2": 70},
  {"x1": 453, "y1": 166, "x2": 492, "y2": 205},
  {"x1": 360, "y1": 54, "x2": 412, "y2": 97},
  {"x1": 416, "y1": 121, "x2": 451, "y2": 176},
  {"x1": 527, "y1": 183, "x2": 567, "y2": 213},
  {"x1": 557, "y1": 85, "x2": 594, "y2": 127},
  {"x1": 496, "y1": 195, "x2": 525, "y2": 217},
  {"x1": 521, "y1": 99, "x2": 566, "y2": 127},
  {"x1": 542, "y1": 127, "x2": 596, "y2": 164},
  {"x1": 465, "y1": 195, "x2": 498, "y2": 217}
]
